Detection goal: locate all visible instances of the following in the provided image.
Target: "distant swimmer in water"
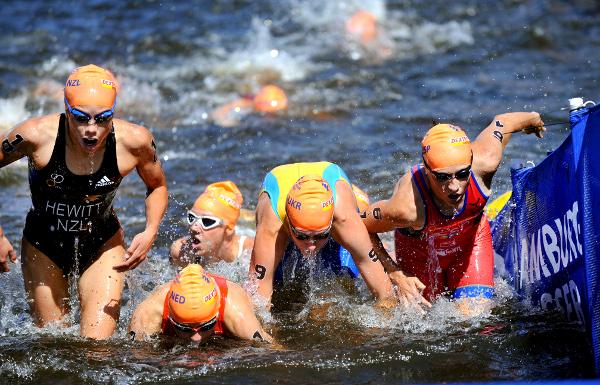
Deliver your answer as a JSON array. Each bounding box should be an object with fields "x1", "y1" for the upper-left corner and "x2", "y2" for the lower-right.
[
  {"x1": 211, "y1": 84, "x2": 288, "y2": 127},
  {"x1": 345, "y1": 10, "x2": 393, "y2": 61},
  {"x1": 170, "y1": 181, "x2": 253, "y2": 268},
  {"x1": 0, "y1": 64, "x2": 168, "y2": 339},
  {"x1": 129, "y1": 264, "x2": 272, "y2": 343},
  {"x1": 363, "y1": 112, "x2": 545, "y2": 315},
  {"x1": 0, "y1": 225, "x2": 17, "y2": 272},
  {"x1": 250, "y1": 161, "x2": 397, "y2": 311}
]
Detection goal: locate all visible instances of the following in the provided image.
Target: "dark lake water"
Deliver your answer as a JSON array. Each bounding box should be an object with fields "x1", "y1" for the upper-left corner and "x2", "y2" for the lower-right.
[{"x1": 0, "y1": 0, "x2": 598, "y2": 383}]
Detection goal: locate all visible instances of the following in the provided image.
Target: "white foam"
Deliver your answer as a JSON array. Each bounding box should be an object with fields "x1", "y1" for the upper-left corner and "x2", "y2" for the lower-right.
[
  {"x1": 0, "y1": 95, "x2": 29, "y2": 132},
  {"x1": 410, "y1": 20, "x2": 474, "y2": 55},
  {"x1": 39, "y1": 56, "x2": 77, "y2": 76},
  {"x1": 218, "y1": 18, "x2": 310, "y2": 83},
  {"x1": 114, "y1": 74, "x2": 163, "y2": 118}
]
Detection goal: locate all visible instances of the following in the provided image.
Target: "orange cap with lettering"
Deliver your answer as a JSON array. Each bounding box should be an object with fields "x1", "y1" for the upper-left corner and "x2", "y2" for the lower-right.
[
  {"x1": 285, "y1": 175, "x2": 334, "y2": 232},
  {"x1": 351, "y1": 184, "x2": 370, "y2": 213},
  {"x1": 64, "y1": 64, "x2": 119, "y2": 109},
  {"x1": 422, "y1": 124, "x2": 472, "y2": 170},
  {"x1": 345, "y1": 10, "x2": 378, "y2": 44},
  {"x1": 167, "y1": 264, "x2": 220, "y2": 324},
  {"x1": 253, "y1": 85, "x2": 288, "y2": 113},
  {"x1": 192, "y1": 181, "x2": 243, "y2": 229}
]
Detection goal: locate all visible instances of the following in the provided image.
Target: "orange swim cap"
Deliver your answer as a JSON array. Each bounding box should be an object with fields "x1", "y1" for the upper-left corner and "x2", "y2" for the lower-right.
[
  {"x1": 192, "y1": 181, "x2": 243, "y2": 228},
  {"x1": 168, "y1": 264, "x2": 220, "y2": 324},
  {"x1": 345, "y1": 10, "x2": 378, "y2": 44},
  {"x1": 285, "y1": 175, "x2": 334, "y2": 232},
  {"x1": 351, "y1": 184, "x2": 370, "y2": 213},
  {"x1": 253, "y1": 85, "x2": 288, "y2": 113},
  {"x1": 64, "y1": 64, "x2": 119, "y2": 109},
  {"x1": 422, "y1": 124, "x2": 472, "y2": 170}
]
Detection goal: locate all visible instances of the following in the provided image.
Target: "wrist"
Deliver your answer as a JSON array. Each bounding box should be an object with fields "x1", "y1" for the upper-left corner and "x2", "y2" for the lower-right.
[
  {"x1": 383, "y1": 256, "x2": 401, "y2": 273},
  {"x1": 144, "y1": 224, "x2": 159, "y2": 234}
]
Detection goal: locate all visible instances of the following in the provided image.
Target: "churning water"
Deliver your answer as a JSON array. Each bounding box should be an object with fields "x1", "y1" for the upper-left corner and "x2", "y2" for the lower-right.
[{"x1": 0, "y1": 0, "x2": 598, "y2": 383}]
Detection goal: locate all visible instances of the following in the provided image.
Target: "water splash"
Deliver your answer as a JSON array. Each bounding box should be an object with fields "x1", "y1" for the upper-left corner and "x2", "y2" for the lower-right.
[{"x1": 0, "y1": 95, "x2": 29, "y2": 132}]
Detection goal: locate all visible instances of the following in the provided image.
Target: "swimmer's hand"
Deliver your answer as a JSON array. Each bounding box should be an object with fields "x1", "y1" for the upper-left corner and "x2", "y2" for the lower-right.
[
  {"x1": 517, "y1": 112, "x2": 545, "y2": 138},
  {"x1": 374, "y1": 296, "x2": 398, "y2": 310},
  {"x1": 0, "y1": 227, "x2": 17, "y2": 273},
  {"x1": 114, "y1": 228, "x2": 157, "y2": 272},
  {"x1": 388, "y1": 270, "x2": 432, "y2": 311},
  {"x1": 523, "y1": 122, "x2": 546, "y2": 138},
  {"x1": 501, "y1": 111, "x2": 546, "y2": 138}
]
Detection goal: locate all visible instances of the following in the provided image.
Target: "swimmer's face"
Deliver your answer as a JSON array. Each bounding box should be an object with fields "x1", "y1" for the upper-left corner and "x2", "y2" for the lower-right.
[
  {"x1": 169, "y1": 316, "x2": 217, "y2": 343},
  {"x1": 289, "y1": 222, "x2": 330, "y2": 257},
  {"x1": 65, "y1": 102, "x2": 114, "y2": 154},
  {"x1": 425, "y1": 163, "x2": 471, "y2": 208},
  {"x1": 187, "y1": 209, "x2": 227, "y2": 259},
  {"x1": 186, "y1": 328, "x2": 215, "y2": 343}
]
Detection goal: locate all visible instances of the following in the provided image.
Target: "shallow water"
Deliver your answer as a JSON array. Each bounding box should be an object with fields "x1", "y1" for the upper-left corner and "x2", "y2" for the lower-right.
[{"x1": 0, "y1": 0, "x2": 598, "y2": 383}]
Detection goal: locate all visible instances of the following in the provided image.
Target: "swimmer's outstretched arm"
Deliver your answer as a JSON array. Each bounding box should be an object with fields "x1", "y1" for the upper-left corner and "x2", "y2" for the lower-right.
[
  {"x1": 472, "y1": 112, "x2": 545, "y2": 190},
  {"x1": 113, "y1": 126, "x2": 168, "y2": 272},
  {"x1": 362, "y1": 174, "x2": 430, "y2": 309},
  {"x1": 331, "y1": 181, "x2": 395, "y2": 303},
  {"x1": 368, "y1": 232, "x2": 431, "y2": 310},
  {"x1": 1, "y1": 117, "x2": 54, "y2": 272},
  {"x1": 128, "y1": 284, "x2": 170, "y2": 341},
  {"x1": 249, "y1": 193, "x2": 287, "y2": 308},
  {"x1": 223, "y1": 281, "x2": 273, "y2": 343}
]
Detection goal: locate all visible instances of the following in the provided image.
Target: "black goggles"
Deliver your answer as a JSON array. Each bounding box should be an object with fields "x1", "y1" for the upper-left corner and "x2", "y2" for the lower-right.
[
  {"x1": 289, "y1": 223, "x2": 331, "y2": 241},
  {"x1": 65, "y1": 97, "x2": 115, "y2": 124},
  {"x1": 168, "y1": 315, "x2": 218, "y2": 334},
  {"x1": 423, "y1": 159, "x2": 471, "y2": 182}
]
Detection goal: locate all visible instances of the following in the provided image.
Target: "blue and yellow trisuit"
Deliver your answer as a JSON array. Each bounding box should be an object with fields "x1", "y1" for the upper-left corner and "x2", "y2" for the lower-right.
[{"x1": 260, "y1": 161, "x2": 360, "y2": 283}]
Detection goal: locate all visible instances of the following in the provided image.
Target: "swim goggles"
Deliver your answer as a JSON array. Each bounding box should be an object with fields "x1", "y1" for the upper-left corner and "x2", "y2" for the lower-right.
[
  {"x1": 168, "y1": 315, "x2": 218, "y2": 334},
  {"x1": 289, "y1": 222, "x2": 331, "y2": 241},
  {"x1": 423, "y1": 158, "x2": 471, "y2": 183},
  {"x1": 186, "y1": 211, "x2": 224, "y2": 230},
  {"x1": 64, "y1": 97, "x2": 115, "y2": 124}
]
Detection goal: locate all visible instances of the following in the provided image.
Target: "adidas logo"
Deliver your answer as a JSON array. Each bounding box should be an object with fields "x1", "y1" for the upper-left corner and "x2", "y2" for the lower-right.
[{"x1": 95, "y1": 176, "x2": 114, "y2": 187}]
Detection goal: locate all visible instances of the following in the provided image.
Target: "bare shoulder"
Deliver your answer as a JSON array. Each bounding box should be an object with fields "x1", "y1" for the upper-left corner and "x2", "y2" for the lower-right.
[
  {"x1": 389, "y1": 172, "x2": 415, "y2": 209},
  {"x1": 8, "y1": 114, "x2": 60, "y2": 145},
  {"x1": 113, "y1": 119, "x2": 154, "y2": 152},
  {"x1": 221, "y1": 278, "x2": 271, "y2": 341},
  {"x1": 225, "y1": 279, "x2": 248, "y2": 298},
  {"x1": 255, "y1": 192, "x2": 281, "y2": 232},
  {"x1": 471, "y1": 149, "x2": 499, "y2": 177},
  {"x1": 394, "y1": 171, "x2": 413, "y2": 192},
  {"x1": 1, "y1": 114, "x2": 61, "y2": 166},
  {"x1": 145, "y1": 282, "x2": 171, "y2": 306},
  {"x1": 387, "y1": 171, "x2": 421, "y2": 225},
  {"x1": 134, "y1": 282, "x2": 171, "y2": 319},
  {"x1": 112, "y1": 119, "x2": 158, "y2": 173},
  {"x1": 129, "y1": 282, "x2": 171, "y2": 337},
  {"x1": 224, "y1": 279, "x2": 253, "y2": 307}
]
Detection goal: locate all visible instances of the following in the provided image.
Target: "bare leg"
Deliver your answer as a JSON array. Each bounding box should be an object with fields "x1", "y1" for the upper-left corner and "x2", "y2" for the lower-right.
[
  {"x1": 21, "y1": 238, "x2": 69, "y2": 326},
  {"x1": 78, "y1": 230, "x2": 126, "y2": 339}
]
